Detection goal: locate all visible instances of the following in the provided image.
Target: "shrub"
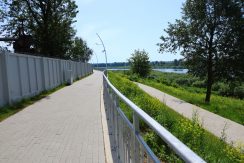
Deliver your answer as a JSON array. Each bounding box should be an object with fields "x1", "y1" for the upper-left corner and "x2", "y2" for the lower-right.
[
  {"x1": 171, "y1": 82, "x2": 179, "y2": 88},
  {"x1": 234, "y1": 85, "x2": 244, "y2": 99},
  {"x1": 218, "y1": 83, "x2": 231, "y2": 96},
  {"x1": 192, "y1": 80, "x2": 206, "y2": 88},
  {"x1": 108, "y1": 71, "x2": 244, "y2": 162},
  {"x1": 212, "y1": 82, "x2": 222, "y2": 91},
  {"x1": 175, "y1": 78, "x2": 190, "y2": 86},
  {"x1": 147, "y1": 74, "x2": 157, "y2": 80},
  {"x1": 128, "y1": 73, "x2": 139, "y2": 82},
  {"x1": 144, "y1": 132, "x2": 181, "y2": 162},
  {"x1": 224, "y1": 143, "x2": 244, "y2": 162},
  {"x1": 159, "y1": 78, "x2": 171, "y2": 86},
  {"x1": 128, "y1": 49, "x2": 151, "y2": 77},
  {"x1": 175, "y1": 77, "x2": 197, "y2": 87}
]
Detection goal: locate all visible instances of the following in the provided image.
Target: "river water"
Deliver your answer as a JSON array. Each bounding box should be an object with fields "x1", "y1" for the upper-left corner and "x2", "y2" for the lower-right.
[
  {"x1": 154, "y1": 68, "x2": 188, "y2": 74},
  {"x1": 108, "y1": 68, "x2": 188, "y2": 74}
]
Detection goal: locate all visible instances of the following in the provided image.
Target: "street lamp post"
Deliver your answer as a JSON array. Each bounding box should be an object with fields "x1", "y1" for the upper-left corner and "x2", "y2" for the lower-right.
[
  {"x1": 96, "y1": 33, "x2": 108, "y2": 76},
  {"x1": 94, "y1": 52, "x2": 99, "y2": 69}
]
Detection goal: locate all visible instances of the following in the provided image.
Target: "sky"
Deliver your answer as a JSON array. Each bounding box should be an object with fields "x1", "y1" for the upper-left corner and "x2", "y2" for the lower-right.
[
  {"x1": 0, "y1": 0, "x2": 186, "y2": 63},
  {"x1": 74, "y1": 0, "x2": 185, "y2": 64}
]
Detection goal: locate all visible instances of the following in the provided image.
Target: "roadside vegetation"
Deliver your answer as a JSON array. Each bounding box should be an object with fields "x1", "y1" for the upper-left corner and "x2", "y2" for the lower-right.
[
  {"x1": 128, "y1": 49, "x2": 151, "y2": 77},
  {"x1": 126, "y1": 70, "x2": 244, "y2": 125},
  {"x1": 108, "y1": 71, "x2": 244, "y2": 162}
]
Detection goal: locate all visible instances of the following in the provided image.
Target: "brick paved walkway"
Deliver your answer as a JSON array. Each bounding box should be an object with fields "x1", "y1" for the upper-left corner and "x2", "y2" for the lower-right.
[{"x1": 0, "y1": 71, "x2": 105, "y2": 163}]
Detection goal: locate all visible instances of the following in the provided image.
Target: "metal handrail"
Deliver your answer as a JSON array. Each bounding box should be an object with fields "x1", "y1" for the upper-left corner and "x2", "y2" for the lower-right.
[{"x1": 103, "y1": 72, "x2": 206, "y2": 163}]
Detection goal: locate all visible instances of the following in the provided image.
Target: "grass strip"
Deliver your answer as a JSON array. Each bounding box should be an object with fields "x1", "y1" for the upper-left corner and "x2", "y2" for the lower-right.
[
  {"x1": 125, "y1": 70, "x2": 244, "y2": 125},
  {"x1": 138, "y1": 76, "x2": 244, "y2": 125},
  {"x1": 108, "y1": 71, "x2": 244, "y2": 163}
]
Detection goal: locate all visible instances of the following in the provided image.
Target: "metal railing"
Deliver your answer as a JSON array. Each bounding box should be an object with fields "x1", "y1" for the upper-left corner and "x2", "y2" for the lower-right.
[{"x1": 103, "y1": 72, "x2": 206, "y2": 163}]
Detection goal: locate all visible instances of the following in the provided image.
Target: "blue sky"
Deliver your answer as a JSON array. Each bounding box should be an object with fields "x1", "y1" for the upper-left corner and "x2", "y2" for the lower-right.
[{"x1": 74, "y1": 0, "x2": 185, "y2": 64}]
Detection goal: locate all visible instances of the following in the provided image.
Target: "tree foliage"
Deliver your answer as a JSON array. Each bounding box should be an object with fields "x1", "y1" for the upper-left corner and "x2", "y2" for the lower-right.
[
  {"x1": 1, "y1": 0, "x2": 78, "y2": 58},
  {"x1": 0, "y1": 1, "x2": 6, "y2": 22},
  {"x1": 128, "y1": 49, "x2": 151, "y2": 77},
  {"x1": 68, "y1": 37, "x2": 93, "y2": 62},
  {"x1": 158, "y1": 0, "x2": 244, "y2": 102}
]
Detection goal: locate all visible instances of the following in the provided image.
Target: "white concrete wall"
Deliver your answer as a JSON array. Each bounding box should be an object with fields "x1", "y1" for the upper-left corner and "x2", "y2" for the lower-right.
[
  {"x1": 0, "y1": 52, "x2": 93, "y2": 107},
  {"x1": 0, "y1": 54, "x2": 5, "y2": 106}
]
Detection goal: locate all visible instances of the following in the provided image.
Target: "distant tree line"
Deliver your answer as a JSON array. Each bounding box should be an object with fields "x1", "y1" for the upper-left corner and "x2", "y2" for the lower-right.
[
  {"x1": 93, "y1": 59, "x2": 185, "y2": 69},
  {"x1": 93, "y1": 62, "x2": 129, "y2": 68},
  {"x1": 150, "y1": 59, "x2": 185, "y2": 68},
  {"x1": 0, "y1": 0, "x2": 93, "y2": 62}
]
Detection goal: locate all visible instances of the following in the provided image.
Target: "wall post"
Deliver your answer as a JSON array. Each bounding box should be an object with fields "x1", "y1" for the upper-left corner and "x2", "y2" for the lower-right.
[
  {"x1": 2, "y1": 52, "x2": 11, "y2": 105},
  {"x1": 41, "y1": 57, "x2": 47, "y2": 90}
]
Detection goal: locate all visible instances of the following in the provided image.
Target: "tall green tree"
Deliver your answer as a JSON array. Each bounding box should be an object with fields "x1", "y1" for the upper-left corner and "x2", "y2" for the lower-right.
[
  {"x1": 128, "y1": 49, "x2": 151, "y2": 77},
  {"x1": 0, "y1": 0, "x2": 7, "y2": 36},
  {"x1": 158, "y1": 0, "x2": 244, "y2": 103},
  {"x1": 1, "y1": 0, "x2": 78, "y2": 58},
  {"x1": 0, "y1": 1, "x2": 5, "y2": 22},
  {"x1": 68, "y1": 37, "x2": 93, "y2": 62}
]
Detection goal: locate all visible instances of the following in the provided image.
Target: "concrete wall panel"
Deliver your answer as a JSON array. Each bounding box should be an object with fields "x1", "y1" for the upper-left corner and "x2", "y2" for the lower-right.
[
  {"x1": 43, "y1": 58, "x2": 49, "y2": 90},
  {"x1": 0, "y1": 52, "x2": 93, "y2": 107},
  {"x1": 8, "y1": 55, "x2": 21, "y2": 101},
  {"x1": 35, "y1": 58, "x2": 43, "y2": 92},
  {"x1": 28, "y1": 57, "x2": 37, "y2": 94},
  {"x1": 19, "y1": 57, "x2": 29, "y2": 96},
  {"x1": 0, "y1": 55, "x2": 5, "y2": 106}
]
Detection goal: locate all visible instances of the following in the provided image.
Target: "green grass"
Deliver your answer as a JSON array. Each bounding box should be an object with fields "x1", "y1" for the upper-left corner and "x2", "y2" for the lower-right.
[
  {"x1": 108, "y1": 71, "x2": 244, "y2": 162},
  {"x1": 0, "y1": 72, "x2": 93, "y2": 122},
  {"x1": 134, "y1": 72, "x2": 244, "y2": 125}
]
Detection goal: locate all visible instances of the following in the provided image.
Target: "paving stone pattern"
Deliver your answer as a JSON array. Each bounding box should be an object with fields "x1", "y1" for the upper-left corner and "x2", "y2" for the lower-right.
[{"x1": 0, "y1": 71, "x2": 105, "y2": 163}]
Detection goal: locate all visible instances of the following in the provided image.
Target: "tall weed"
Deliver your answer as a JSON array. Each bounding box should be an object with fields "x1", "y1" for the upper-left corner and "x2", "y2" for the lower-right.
[{"x1": 108, "y1": 71, "x2": 244, "y2": 162}]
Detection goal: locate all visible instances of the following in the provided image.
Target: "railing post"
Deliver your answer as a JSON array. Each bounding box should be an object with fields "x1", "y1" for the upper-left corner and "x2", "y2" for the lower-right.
[
  {"x1": 119, "y1": 115, "x2": 125, "y2": 163},
  {"x1": 114, "y1": 95, "x2": 120, "y2": 160},
  {"x1": 133, "y1": 112, "x2": 140, "y2": 163},
  {"x1": 111, "y1": 91, "x2": 116, "y2": 149}
]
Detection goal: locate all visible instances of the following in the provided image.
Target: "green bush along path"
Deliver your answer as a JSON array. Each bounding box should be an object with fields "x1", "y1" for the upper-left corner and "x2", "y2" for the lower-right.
[
  {"x1": 135, "y1": 82, "x2": 244, "y2": 146},
  {"x1": 129, "y1": 70, "x2": 244, "y2": 125},
  {"x1": 109, "y1": 71, "x2": 244, "y2": 163}
]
